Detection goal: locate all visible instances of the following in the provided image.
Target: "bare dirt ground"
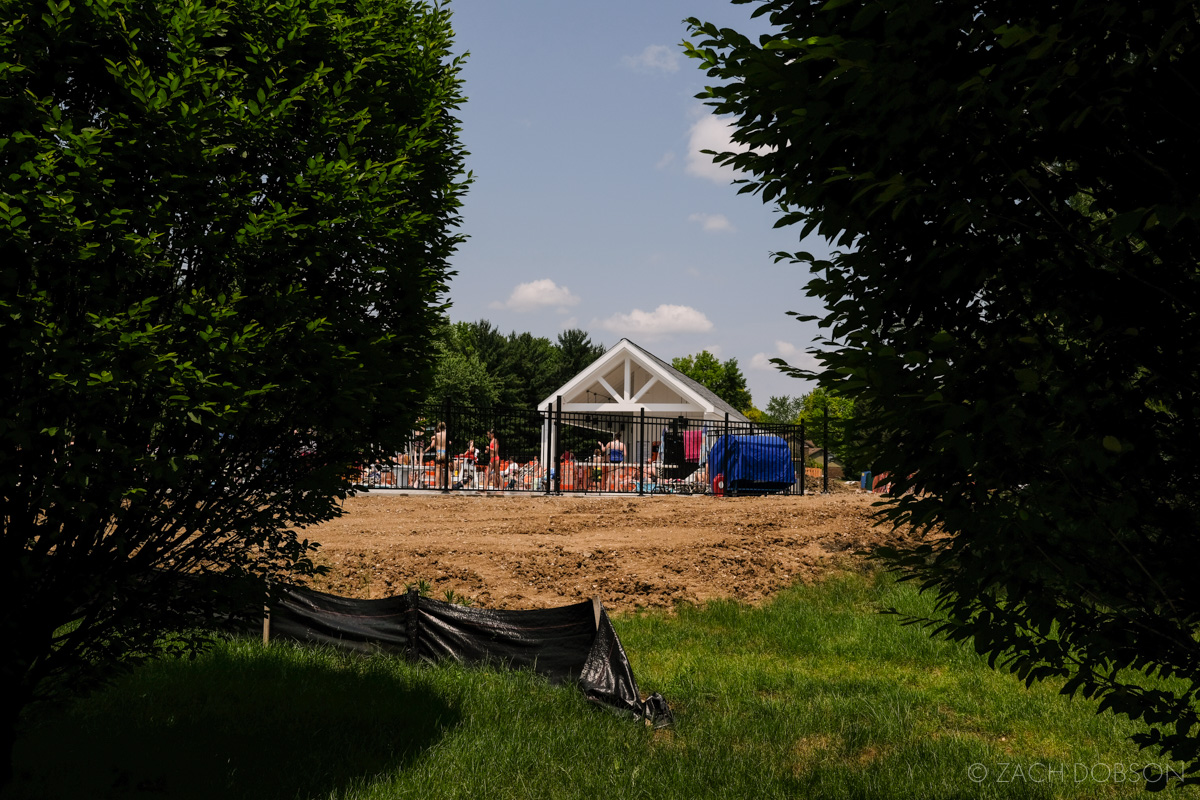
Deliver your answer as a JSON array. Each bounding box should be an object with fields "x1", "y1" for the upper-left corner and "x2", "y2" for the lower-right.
[{"x1": 306, "y1": 488, "x2": 920, "y2": 613}]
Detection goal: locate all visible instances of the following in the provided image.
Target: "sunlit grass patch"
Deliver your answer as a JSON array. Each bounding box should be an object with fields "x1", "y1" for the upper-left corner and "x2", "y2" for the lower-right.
[{"x1": 9, "y1": 571, "x2": 1191, "y2": 799}]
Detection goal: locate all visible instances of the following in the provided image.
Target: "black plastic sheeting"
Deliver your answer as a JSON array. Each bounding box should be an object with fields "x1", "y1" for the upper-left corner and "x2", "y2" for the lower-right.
[{"x1": 266, "y1": 584, "x2": 672, "y2": 727}]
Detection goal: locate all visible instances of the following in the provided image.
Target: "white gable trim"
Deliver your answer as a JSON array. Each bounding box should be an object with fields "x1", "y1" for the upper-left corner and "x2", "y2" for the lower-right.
[
  {"x1": 630, "y1": 375, "x2": 659, "y2": 404},
  {"x1": 539, "y1": 339, "x2": 736, "y2": 420},
  {"x1": 595, "y1": 374, "x2": 621, "y2": 403}
]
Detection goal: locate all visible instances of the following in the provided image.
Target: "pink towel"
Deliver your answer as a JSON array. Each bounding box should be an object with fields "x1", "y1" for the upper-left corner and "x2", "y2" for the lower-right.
[{"x1": 683, "y1": 430, "x2": 701, "y2": 461}]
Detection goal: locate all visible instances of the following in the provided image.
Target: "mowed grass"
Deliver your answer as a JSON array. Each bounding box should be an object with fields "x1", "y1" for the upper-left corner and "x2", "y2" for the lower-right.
[{"x1": 9, "y1": 573, "x2": 1194, "y2": 800}]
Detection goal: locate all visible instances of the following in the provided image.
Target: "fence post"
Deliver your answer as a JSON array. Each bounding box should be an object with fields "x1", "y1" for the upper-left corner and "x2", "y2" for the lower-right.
[
  {"x1": 722, "y1": 412, "x2": 730, "y2": 497},
  {"x1": 823, "y1": 406, "x2": 830, "y2": 494},
  {"x1": 638, "y1": 407, "x2": 645, "y2": 496},
  {"x1": 262, "y1": 578, "x2": 270, "y2": 645},
  {"x1": 404, "y1": 588, "x2": 420, "y2": 663},
  {"x1": 544, "y1": 403, "x2": 553, "y2": 495},
  {"x1": 442, "y1": 398, "x2": 451, "y2": 493},
  {"x1": 800, "y1": 421, "x2": 806, "y2": 496},
  {"x1": 554, "y1": 396, "x2": 562, "y2": 495}
]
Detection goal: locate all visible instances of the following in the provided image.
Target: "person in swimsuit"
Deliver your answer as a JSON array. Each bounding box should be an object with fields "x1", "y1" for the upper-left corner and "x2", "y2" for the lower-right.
[
  {"x1": 485, "y1": 429, "x2": 500, "y2": 490},
  {"x1": 586, "y1": 448, "x2": 604, "y2": 491},
  {"x1": 599, "y1": 431, "x2": 626, "y2": 491},
  {"x1": 424, "y1": 421, "x2": 449, "y2": 489},
  {"x1": 455, "y1": 440, "x2": 477, "y2": 488},
  {"x1": 646, "y1": 440, "x2": 660, "y2": 484}
]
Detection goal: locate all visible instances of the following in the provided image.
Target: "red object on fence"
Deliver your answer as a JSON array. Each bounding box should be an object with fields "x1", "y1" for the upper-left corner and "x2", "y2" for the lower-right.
[{"x1": 713, "y1": 473, "x2": 725, "y2": 497}]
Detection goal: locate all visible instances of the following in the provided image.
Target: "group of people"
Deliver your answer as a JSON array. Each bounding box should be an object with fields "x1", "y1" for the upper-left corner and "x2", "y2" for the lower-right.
[
  {"x1": 557, "y1": 432, "x2": 656, "y2": 492},
  {"x1": 357, "y1": 423, "x2": 495, "y2": 489},
  {"x1": 590, "y1": 432, "x2": 628, "y2": 491},
  {"x1": 448, "y1": 430, "x2": 515, "y2": 490},
  {"x1": 416, "y1": 424, "x2": 510, "y2": 490},
  {"x1": 360, "y1": 426, "x2": 697, "y2": 493}
]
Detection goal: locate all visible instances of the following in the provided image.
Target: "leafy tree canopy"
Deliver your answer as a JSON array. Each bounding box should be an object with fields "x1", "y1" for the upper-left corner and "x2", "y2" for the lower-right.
[
  {"x1": 741, "y1": 405, "x2": 766, "y2": 423},
  {"x1": 671, "y1": 350, "x2": 753, "y2": 413},
  {"x1": 426, "y1": 323, "x2": 501, "y2": 411},
  {"x1": 554, "y1": 328, "x2": 608, "y2": 394},
  {"x1": 800, "y1": 387, "x2": 859, "y2": 473},
  {"x1": 797, "y1": 387, "x2": 853, "y2": 422},
  {"x1": 0, "y1": 0, "x2": 467, "y2": 781},
  {"x1": 765, "y1": 389, "x2": 857, "y2": 463},
  {"x1": 688, "y1": 0, "x2": 1200, "y2": 781},
  {"x1": 763, "y1": 395, "x2": 804, "y2": 424},
  {"x1": 427, "y1": 322, "x2": 605, "y2": 411},
  {"x1": 507, "y1": 331, "x2": 563, "y2": 408}
]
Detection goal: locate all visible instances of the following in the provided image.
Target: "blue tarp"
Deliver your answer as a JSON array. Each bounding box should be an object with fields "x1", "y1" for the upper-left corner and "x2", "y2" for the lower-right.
[{"x1": 707, "y1": 434, "x2": 795, "y2": 494}]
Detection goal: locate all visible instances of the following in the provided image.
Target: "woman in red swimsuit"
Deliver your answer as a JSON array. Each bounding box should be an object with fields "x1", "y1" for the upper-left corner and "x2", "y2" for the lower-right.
[{"x1": 486, "y1": 429, "x2": 500, "y2": 490}]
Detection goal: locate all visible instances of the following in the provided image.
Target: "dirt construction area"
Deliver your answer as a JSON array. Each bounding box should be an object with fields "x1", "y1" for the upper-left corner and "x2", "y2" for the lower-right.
[{"x1": 307, "y1": 489, "x2": 921, "y2": 612}]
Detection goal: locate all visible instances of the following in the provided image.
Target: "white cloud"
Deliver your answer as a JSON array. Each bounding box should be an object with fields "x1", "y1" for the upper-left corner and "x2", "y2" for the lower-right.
[
  {"x1": 490, "y1": 279, "x2": 580, "y2": 313},
  {"x1": 686, "y1": 112, "x2": 751, "y2": 184},
  {"x1": 598, "y1": 304, "x2": 714, "y2": 338},
  {"x1": 749, "y1": 352, "x2": 774, "y2": 369},
  {"x1": 775, "y1": 340, "x2": 801, "y2": 359},
  {"x1": 750, "y1": 340, "x2": 821, "y2": 372},
  {"x1": 688, "y1": 212, "x2": 735, "y2": 233},
  {"x1": 655, "y1": 151, "x2": 676, "y2": 170},
  {"x1": 621, "y1": 44, "x2": 682, "y2": 73}
]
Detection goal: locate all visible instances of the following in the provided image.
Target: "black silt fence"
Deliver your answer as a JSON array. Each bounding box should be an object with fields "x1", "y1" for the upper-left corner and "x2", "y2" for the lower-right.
[{"x1": 264, "y1": 582, "x2": 672, "y2": 726}]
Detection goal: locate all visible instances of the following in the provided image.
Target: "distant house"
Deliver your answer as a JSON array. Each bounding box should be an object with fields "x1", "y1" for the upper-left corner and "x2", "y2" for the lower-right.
[
  {"x1": 811, "y1": 438, "x2": 851, "y2": 475},
  {"x1": 792, "y1": 439, "x2": 844, "y2": 479}
]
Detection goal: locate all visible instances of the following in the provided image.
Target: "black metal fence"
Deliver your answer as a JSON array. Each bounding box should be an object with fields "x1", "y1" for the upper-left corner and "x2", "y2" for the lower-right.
[{"x1": 355, "y1": 400, "x2": 839, "y2": 496}]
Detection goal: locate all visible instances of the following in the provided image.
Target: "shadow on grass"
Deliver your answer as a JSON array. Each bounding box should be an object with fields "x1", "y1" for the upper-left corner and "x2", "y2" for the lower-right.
[{"x1": 6, "y1": 644, "x2": 458, "y2": 800}]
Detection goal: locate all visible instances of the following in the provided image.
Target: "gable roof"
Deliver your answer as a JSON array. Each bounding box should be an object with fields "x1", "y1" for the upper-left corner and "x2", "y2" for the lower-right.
[
  {"x1": 623, "y1": 340, "x2": 750, "y2": 421},
  {"x1": 539, "y1": 338, "x2": 750, "y2": 423}
]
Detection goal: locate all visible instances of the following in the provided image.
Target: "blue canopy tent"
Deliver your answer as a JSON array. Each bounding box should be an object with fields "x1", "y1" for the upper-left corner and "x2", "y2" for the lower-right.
[{"x1": 707, "y1": 434, "x2": 796, "y2": 495}]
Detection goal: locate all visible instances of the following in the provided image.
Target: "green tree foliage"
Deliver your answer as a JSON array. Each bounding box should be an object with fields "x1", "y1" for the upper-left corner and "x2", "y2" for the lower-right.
[
  {"x1": 463, "y1": 320, "x2": 551, "y2": 408},
  {"x1": 428, "y1": 322, "x2": 606, "y2": 411},
  {"x1": 741, "y1": 405, "x2": 765, "y2": 423},
  {"x1": 506, "y1": 331, "x2": 562, "y2": 409},
  {"x1": 800, "y1": 387, "x2": 858, "y2": 475},
  {"x1": 671, "y1": 350, "x2": 753, "y2": 412},
  {"x1": 768, "y1": 388, "x2": 854, "y2": 438},
  {"x1": 763, "y1": 395, "x2": 804, "y2": 424},
  {"x1": 765, "y1": 391, "x2": 858, "y2": 472},
  {"x1": 427, "y1": 323, "x2": 501, "y2": 410},
  {"x1": 798, "y1": 388, "x2": 852, "y2": 423},
  {"x1": 553, "y1": 328, "x2": 607, "y2": 397},
  {"x1": 688, "y1": 0, "x2": 1200, "y2": 781},
  {"x1": 464, "y1": 320, "x2": 510, "y2": 382},
  {"x1": 0, "y1": 0, "x2": 467, "y2": 781}
]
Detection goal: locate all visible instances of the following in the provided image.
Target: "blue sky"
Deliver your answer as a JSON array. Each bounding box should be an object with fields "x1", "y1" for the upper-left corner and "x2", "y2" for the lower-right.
[{"x1": 444, "y1": 0, "x2": 835, "y2": 406}]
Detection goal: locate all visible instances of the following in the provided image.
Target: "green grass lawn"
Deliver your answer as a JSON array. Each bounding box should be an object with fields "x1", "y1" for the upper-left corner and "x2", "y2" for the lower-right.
[{"x1": 8, "y1": 572, "x2": 1193, "y2": 800}]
